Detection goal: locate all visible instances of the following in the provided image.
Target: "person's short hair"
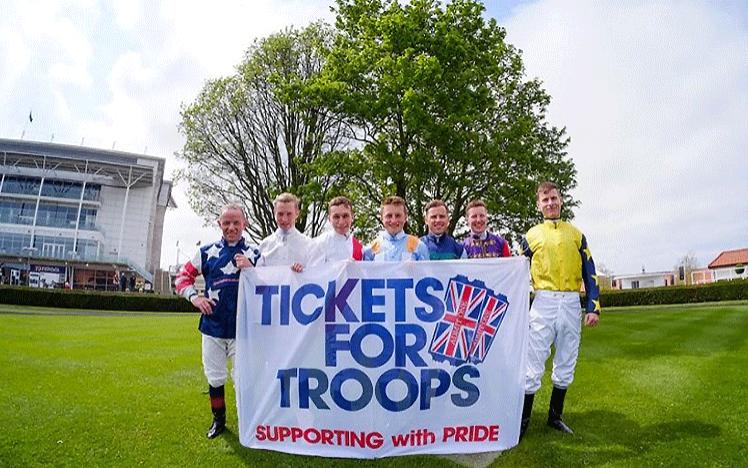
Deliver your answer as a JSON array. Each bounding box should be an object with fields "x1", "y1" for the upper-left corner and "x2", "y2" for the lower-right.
[
  {"x1": 465, "y1": 199, "x2": 487, "y2": 216},
  {"x1": 273, "y1": 192, "x2": 300, "y2": 209},
  {"x1": 381, "y1": 195, "x2": 407, "y2": 214},
  {"x1": 536, "y1": 181, "x2": 560, "y2": 199},
  {"x1": 328, "y1": 196, "x2": 353, "y2": 212},
  {"x1": 219, "y1": 203, "x2": 247, "y2": 221},
  {"x1": 424, "y1": 199, "x2": 448, "y2": 216}
]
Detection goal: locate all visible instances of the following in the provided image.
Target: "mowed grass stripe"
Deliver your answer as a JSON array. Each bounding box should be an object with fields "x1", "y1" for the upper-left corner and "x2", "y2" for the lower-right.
[
  {"x1": 1, "y1": 315, "x2": 205, "y2": 466},
  {"x1": 2, "y1": 303, "x2": 747, "y2": 466},
  {"x1": 494, "y1": 303, "x2": 748, "y2": 467},
  {"x1": 0, "y1": 311, "x2": 437, "y2": 467}
]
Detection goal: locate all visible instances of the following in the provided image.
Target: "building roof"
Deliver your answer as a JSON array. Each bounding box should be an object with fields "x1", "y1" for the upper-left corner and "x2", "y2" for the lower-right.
[
  {"x1": 0, "y1": 138, "x2": 164, "y2": 189},
  {"x1": 708, "y1": 248, "x2": 748, "y2": 269}
]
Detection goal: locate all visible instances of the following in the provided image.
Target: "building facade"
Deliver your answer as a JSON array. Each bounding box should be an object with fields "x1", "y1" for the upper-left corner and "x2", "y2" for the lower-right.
[
  {"x1": 612, "y1": 271, "x2": 675, "y2": 290},
  {"x1": 0, "y1": 138, "x2": 175, "y2": 290},
  {"x1": 690, "y1": 268, "x2": 714, "y2": 285}
]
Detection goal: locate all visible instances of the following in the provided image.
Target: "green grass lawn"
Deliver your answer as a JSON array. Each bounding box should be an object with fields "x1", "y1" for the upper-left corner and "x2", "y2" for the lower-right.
[{"x1": 1, "y1": 302, "x2": 746, "y2": 467}]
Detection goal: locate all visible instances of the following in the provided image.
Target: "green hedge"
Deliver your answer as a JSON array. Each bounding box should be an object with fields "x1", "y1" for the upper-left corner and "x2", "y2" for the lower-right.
[
  {"x1": 597, "y1": 278, "x2": 748, "y2": 308},
  {"x1": 0, "y1": 286, "x2": 195, "y2": 313},
  {"x1": 2, "y1": 279, "x2": 747, "y2": 313}
]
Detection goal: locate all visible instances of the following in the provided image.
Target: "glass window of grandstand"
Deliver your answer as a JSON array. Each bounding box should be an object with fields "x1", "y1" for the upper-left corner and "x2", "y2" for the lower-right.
[
  {"x1": 631, "y1": 280, "x2": 640, "y2": 289},
  {"x1": 34, "y1": 235, "x2": 75, "y2": 259},
  {"x1": 18, "y1": 203, "x2": 98, "y2": 230},
  {"x1": 36, "y1": 203, "x2": 79, "y2": 229},
  {"x1": 79, "y1": 208, "x2": 97, "y2": 230},
  {"x1": 41, "y1": 180, "x2": 83, "y2": 199},
  {"x1": 39, "y1": 180, "x2": 102, "y2": 202},
  {"x1": 1, "y1": 176, "x2": 40, "y2": 195},
  {"x1": 0, "y1": 233, "x2": 32, "y2": 255},
  {"x1": 75, "y1": 239, "x2": 99, "y2": 260},
  {"x1": 83, "y1": 184, "x2": 101, "y2": 201},
  {"x1": 0, "y1": 200, "x2": 36, "y2": 225}
]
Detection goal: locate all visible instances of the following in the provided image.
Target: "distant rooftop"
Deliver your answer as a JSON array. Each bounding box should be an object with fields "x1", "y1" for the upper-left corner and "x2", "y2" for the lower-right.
[{"x1": 708, "y1": 248, "x2": 748, "y2": 269}]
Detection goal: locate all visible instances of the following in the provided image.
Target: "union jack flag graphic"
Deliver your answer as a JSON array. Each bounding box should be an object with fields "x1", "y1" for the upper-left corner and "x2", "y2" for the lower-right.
[
  {"x1": 467, "y1": 292, "x2": 509, "y2": 364},
  {"x1": 429, "y1": 275, "x2": 509, "y2": 366}
]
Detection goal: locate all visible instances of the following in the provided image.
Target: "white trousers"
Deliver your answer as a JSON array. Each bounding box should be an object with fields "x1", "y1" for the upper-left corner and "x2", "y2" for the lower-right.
[
  {"x1": 202, "y1": 334, "x2": 236, "y2": 387},
  {"x1": 524, "y1": 291, "x2": 582, "y2": 393}
]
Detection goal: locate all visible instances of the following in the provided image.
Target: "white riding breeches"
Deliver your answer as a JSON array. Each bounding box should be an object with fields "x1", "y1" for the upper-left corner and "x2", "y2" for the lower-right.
[
  {"x1": 524, "y1": 291, "x2": 582, "y2": 393},
  {"x1": 202, "y1": 334, "x2": 236, "y2": 387}
]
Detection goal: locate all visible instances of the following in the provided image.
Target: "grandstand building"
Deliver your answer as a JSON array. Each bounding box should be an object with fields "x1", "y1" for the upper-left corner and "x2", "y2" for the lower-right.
[{"x1": 0, "y1": 138, "x2": 175, "y2": 290}]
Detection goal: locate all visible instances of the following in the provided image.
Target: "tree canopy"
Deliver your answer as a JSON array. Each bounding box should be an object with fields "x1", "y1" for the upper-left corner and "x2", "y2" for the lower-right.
[
  {"x1": 178, "y1": 0, "x2": 578, "y2": 244},
  {"x1": 311, "y1": 0, "x2": 577, "y2": 241},
  {"x1": 177, "y1": 23, "x2": 349, "y2": 241}
]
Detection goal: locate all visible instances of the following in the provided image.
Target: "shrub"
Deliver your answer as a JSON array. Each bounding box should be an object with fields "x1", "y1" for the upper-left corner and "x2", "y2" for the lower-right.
[
  {"x1": 0, "y1": 286, "x2": 194, "y2": 313},
  {"x1": 4, "y1": 278, "x2": 747, "y2": 313},
  {"x1": 594, "y1": 278, "x2": 748, "y2": 308}
]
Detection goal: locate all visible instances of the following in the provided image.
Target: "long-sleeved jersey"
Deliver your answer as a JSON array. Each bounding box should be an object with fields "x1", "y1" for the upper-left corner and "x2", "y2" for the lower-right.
[
  {"x1": 257, "y1": 228, "x2": 312, "y2": 266},
  {"x1": 462, "y1": 231, "x2": 511, "y2": 259},
  {"x1": 309, "y1": 230, "x2": 363, "y2": 265},
  {"x1": 363, "y1": 231, "x2": 430, "y2": 261},
  {"x1": 421, "y1": 233, "x2": 466, "y2": 260},
  {"x1": 175, "y1": 237, "x2": 260, "y2": 338},
  {"x1": 521, "y1": 220, "x2": 601, "y2": 314}
]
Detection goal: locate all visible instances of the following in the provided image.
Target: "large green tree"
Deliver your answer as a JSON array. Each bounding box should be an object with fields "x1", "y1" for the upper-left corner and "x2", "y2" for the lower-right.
[
  {"x1": 315, "y1": 0, "x2": 577, "y2": 241},
  {"x1": 177, "y1": 23, "x2": 349, "y2": 241}
]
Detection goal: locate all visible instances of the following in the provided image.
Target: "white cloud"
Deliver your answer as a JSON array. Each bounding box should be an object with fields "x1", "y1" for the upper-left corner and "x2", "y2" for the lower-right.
[
  {"x1": 0, "y1": 29, "x2": 30, "y2": 95},
  {"x1": 7, "y1": 0, "x2": 744, "y2": 275},
  {"x1": 505, "y1": 0, "x2": 748, "y2": 274},
  {"x1": 72, "y1": 0, "x2": 333, "y2": 159},
  {"x1": 0, "y1": 1, "x2": 99, "y2": 143},
  {"x1": 52, "y1": 89, "x2": 72, "y2": 123},
  {"x1": 48, "y1": 62, "x2": 92, "y2": 88},
  {"x1": 47, "y1": 17, "x2": 94, "y2": 87},
  {"x1": 85, "y1": 0, "x2": 333, "y2": 266},
  {"x1": 111, "y1": 2, "x2": 142, "y2": 30}
]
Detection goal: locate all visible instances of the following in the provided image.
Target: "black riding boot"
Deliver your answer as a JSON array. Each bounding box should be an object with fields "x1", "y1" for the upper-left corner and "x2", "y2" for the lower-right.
[
  {"x1": 519, "y1": 393, "x2": 534, "y2": 440},
  {"x1": 547, "y1": 386, "x2": 573, "y2": 434},
  {"x1": 207, "y1": 385, "x2": 226, "y2": 439}
]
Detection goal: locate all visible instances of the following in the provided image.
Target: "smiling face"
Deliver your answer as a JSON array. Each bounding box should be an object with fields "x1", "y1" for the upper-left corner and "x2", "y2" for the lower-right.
[
  {"x1": 329, "y1": 203, "x2": 353, "y2": 236},
  {"x1": 381, "y1": 203, "x2": 407, "y2": 236},
  {"x1": 467, "y1": 205, "x2": 488, "y2": 235},
  {"x1": 274, "y1": 201, "x2": 299, "y2": 231},
  {"x1": 537, "y1": 188, "x2": 562, "y2": 220},
  {"x1": 218, "y1": 208, "x2": 246, "y2": 243},
  {"x1": 426, "y1": 205, "x2": 449, "y2": 235}
]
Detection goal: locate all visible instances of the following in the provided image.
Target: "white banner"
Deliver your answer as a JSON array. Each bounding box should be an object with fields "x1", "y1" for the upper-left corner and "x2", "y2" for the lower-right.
[{"x1": 236, "y1": 257, "x2": 529, "y2": 458}]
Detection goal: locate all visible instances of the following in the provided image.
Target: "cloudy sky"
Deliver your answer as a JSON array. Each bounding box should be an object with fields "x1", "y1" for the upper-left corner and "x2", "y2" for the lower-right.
[{"x1": 1, "y1": 0, "x2": 746, "y2": 276}]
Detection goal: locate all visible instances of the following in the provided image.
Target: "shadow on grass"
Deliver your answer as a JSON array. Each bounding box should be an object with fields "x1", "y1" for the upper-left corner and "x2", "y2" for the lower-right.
[
  {"x1": 220, "y1": 427, "x2": 461, "y2": 467},
  {"x1": 213, "y1": 412, "x2": 720, "y2": 467},
  {"x1": 221, "y1": 427, "x2": 359, "y2": 467},
  {"x1": 221, "y1": 428, "x2": 303, "y2": 467},
  {"x1": 502, "y1": 409, "x2": 721, "y2": 466}
]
